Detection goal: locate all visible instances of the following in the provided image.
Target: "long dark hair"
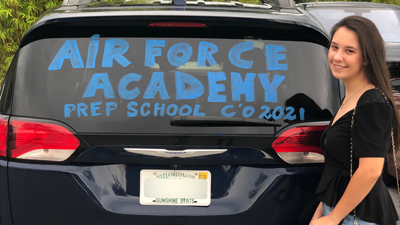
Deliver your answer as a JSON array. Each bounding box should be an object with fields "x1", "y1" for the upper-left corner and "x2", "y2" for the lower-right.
[{"x1": 330, "y1": 16, "x2": 400, "y2": 148}]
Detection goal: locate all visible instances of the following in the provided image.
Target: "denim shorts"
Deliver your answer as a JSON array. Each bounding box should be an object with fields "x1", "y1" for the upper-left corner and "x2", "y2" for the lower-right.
[{"x1": 322, "y1": 203, "x2": 378, "y2": 225}]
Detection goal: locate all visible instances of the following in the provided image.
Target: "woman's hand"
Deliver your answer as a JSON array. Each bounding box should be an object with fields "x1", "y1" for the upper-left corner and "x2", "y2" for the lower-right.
[
  {"x1": 309, "y1": 158, "x2": 383, "y2": 225},
  {"x1": 309, "y1": 215, "x2": 338, "y2": 225}
]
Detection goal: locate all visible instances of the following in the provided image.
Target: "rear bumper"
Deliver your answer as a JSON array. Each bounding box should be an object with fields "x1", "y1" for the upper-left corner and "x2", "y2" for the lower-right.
[{"x1": 8, "y1": 162, "x2": 323, "y2": 225}]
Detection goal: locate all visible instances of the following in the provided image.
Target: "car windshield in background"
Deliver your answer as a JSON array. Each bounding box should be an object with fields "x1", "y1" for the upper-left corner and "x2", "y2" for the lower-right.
[
  {"x1": 392, "y1": 79, "x2": 400, "y2": 92},
  {"x1": 13, "y1": 37, "x2": 335, "y2": 134},
  {"x1": 308, "y1": 8, "x2": 400, "y2": 42}
]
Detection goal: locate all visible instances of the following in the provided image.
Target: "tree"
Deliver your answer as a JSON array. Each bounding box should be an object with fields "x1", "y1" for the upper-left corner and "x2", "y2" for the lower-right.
[
  {"x1": 372, "y1": 0, "x2": 400, "y2": 5},
  {"x1": 0, "y1": 0, "x2": 63, "y2": 82}
]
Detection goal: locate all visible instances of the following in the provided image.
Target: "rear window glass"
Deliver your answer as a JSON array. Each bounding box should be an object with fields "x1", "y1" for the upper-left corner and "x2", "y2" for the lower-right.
[{"x1": 13, "y1": 36, "x2": 338, "y2": 134}]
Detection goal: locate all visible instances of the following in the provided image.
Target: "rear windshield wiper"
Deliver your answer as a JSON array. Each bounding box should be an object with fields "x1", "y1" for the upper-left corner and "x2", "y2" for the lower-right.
[{"x1": 170, "y1": 116, "x2": 282, "y2": 126}]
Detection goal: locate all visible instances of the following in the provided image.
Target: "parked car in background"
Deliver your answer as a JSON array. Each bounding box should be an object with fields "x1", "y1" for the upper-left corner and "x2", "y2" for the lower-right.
[
  {"x1": 297, "y1": 1, "x2": 400, "y2": 79},
  {"x1": 385, "y1": 78, "x2": 400, "y2": 185},
  {"x1": 0, "y1": 0, "x2": 339, "y2": 224},
  {"x1": 391, "y1": 78, "x2": 400, "y2": 108}
]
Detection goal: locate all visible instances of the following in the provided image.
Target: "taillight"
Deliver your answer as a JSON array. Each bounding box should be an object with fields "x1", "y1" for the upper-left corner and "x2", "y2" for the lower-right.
[
  {"x1": 0, "y1": 118, "x2": 7, "y2": 157},
  {"x1": 272, "y1": 125, "x2": 328, "y2": 164},
  {"x1": 148, "y1": 22, "x2": 208, "y2": 28},
  {"x1": 9, "y1": 119, "x2": 80, "y2": 161}
]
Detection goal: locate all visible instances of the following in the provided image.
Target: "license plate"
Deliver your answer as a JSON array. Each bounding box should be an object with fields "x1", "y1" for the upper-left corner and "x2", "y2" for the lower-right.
[{"x1": 140, "y1": 170, "x2": 211, "y2": 206}]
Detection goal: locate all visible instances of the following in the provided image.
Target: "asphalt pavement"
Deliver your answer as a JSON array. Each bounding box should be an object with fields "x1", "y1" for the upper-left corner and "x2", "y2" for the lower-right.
[{"x1": 388, "y1": 187, "x2": 400, "y2": 225}]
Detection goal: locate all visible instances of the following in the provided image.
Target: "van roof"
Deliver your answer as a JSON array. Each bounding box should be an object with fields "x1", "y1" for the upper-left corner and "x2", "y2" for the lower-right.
[{"x1": 31, "y1": 6, "x2": 326, "y2": 38}]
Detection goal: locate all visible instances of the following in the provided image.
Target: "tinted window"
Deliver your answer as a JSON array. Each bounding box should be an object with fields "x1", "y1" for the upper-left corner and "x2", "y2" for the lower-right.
[
  {"x1": 309, "y1": 8, "x2": 400, "y2": 42},
  {"x1": 13, "y1": 36, "x2": 337, "y2": 134}
]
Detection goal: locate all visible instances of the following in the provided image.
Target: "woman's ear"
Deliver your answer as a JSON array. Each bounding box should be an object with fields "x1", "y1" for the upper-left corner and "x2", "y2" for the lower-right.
[{"x1": 363, "y1": 61, "x2": 368, "y2": 66}]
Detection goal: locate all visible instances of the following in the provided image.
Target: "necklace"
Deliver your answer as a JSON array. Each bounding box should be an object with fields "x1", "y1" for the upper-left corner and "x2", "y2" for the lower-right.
[{"x1": 340, "y1": 84, "x2": 368, "y2": 109}]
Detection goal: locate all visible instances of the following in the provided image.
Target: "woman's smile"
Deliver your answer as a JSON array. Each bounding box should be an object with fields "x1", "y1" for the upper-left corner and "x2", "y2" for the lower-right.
[{"x1": 332, "y1": 64, "x2": 348, "y2": 70}]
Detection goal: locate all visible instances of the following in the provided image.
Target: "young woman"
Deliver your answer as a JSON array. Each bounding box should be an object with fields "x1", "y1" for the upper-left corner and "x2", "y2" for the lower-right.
[{"x1": 310, "y1": 16, "x2": 400, "y2": 225}]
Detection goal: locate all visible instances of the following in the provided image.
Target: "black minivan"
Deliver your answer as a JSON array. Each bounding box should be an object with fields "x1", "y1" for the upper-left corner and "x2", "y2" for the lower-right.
[{"x1": 0, "y1": 0, "x2": 339, "y2": 224}]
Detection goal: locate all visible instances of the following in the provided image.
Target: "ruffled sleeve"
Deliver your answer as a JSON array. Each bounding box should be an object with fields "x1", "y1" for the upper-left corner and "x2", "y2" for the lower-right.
[{"x1": 352, "y1": 99, "x2": 393, "y2": 158}]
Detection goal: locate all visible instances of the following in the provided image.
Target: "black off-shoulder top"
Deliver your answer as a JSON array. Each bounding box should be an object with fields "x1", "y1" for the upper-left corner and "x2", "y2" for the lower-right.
[{"x1": 315, "y1": 89, "x2": 399, "y2": 225}]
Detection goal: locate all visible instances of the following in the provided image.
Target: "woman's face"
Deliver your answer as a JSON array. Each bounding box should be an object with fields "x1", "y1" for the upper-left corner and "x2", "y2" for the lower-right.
[{"x1": 328, "y1": 26, "x2": 365, "y2": 81}]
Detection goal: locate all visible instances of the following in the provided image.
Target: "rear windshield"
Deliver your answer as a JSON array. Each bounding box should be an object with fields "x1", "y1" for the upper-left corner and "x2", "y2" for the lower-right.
[
  {"x1": 308, "y1": 8, "x2": 400, "y2": 42},
  {"x1": 13, "y1": 36, "x2": 338, "y2": 134}
]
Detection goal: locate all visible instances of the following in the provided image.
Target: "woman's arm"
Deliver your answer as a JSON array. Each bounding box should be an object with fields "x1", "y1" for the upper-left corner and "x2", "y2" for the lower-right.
[
  {"x1": 310, "y1": 157, "x2": 384, "y2": 225},
  {"x1": 310, "y1": 202, "x2": 323, "y2": 222}
]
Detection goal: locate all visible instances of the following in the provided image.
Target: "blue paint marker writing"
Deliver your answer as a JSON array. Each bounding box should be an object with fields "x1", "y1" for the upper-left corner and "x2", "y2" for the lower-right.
[
  {"x1": 77, "y1": 103, "x2": 89, "y2": 117},
  {"x1": 208, "y1": 72, "x2": 227, "y2": 102},
  {"x1": 265, "y1": 45, "x2": 288, "y2": 71},
  {"x1": 193, "y1": 104, "x2": 206, "y2": 116},
  {"x1": 127, "y1": 101, "x2": 139, "y2": 117},
  {"x1": 83, "y1": 73, "x2": 115, "y2": 99},
  {"x1": 145, "y1": 40, "x2": 165, "y2": 67},
  {"x1": 242, "y1": 106, "x2": 255, "y2": 118},
  {"x1": 102, "y1": 39, "x2": 131, "y2": 68},
  {"x1": 90, "y1": 102, "x2": 102, "y2": 116},
  {"x1": 86, "y1": 34, "x2": 100, "y2": 68},
  {"x1": 231, "y1": 72, "x2": 255, "y2": 102},
  {"x1": 166, "y1": 104, "x2": 179, "y2": 116},
  {"x1": 257, "y1": 73, "x2": 285, "y2": 103},
  {"x1": 106, "y1": 102, "x2": 117, "y2": 116},
  {"x1": 64, "y1": 104, "x2": 76, "y2": 118},
  {"x1": 228, "y1": 42, "x2": 254, "y2": 69},
  {"x1": 272, "y1": 106, "x2": 283, "y2": 120},
  {"x1": 221, "y1": 105, "x2": 235, "y2": 117},
  {"x1": 197, "y1": 41, "x2": 218, "y2": 67},
  {"x1": 175, "y1": 71, "x2": 204, "y2": 100},
  {"x1": 118, "y1": 73, "x2": 142, "y2": 100},
  {"x1": 49, "y1": 40, "x2": 84, "y2": 70},
  {"x1": 140, "y1": 102, "x2": 151, "y2": 116},
  {"x1": 154, "y1": 103, "x2": 166, "y2": 116},
  {"x1": 167, "y1": 42, "x2": 192, "y2": 67},
  {"x1": 300, "y1": 107, "x2": 305, "y2": 121},
  {"x1": 178, "y1": 104, "x2": 193, "y2": 116},
  {"x1": 284, "y1": 107, "x2": 296, "y2": 121},
  {"x1": 259, "y1": 105, "x2": 271, "y2": 119},
  {"x1": 143, "y1": 72, "x2": 170, "y2": 100}
]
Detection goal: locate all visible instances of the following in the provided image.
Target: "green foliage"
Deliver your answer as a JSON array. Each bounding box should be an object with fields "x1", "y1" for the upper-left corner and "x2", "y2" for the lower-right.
[
  {"x1": 372, "y1": 0, "x2": 400, "y2": 6},
  {"x1": 0, "y1": 0, "x2": 63, "y2": 83},
  {"x1": 237, "y1": 0, "x2": 259, "y2": 4}
]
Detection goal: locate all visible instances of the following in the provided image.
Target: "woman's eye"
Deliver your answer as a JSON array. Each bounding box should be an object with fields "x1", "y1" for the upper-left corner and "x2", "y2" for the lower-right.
[
  {"x1": 346, "y1": 49, "x2": 354, "y2": 53},
  {"x1": 330, "y1": 45, "x2": 338, "y2": 49}
]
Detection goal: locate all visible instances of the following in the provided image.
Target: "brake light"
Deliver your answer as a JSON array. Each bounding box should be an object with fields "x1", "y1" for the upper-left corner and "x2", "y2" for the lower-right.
[
  {"x1": 272, "y1": 125, "x2": 328, "y2": 164},
  {"x1": 148, "y1": 22, "x2": 208, "y2": 28},
  {"x1": 9, "y1": 119, "x2": 80, "y2": 161},
  {"x1": 0, "y1": 118, "x2": 7, "y2": 157}
]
